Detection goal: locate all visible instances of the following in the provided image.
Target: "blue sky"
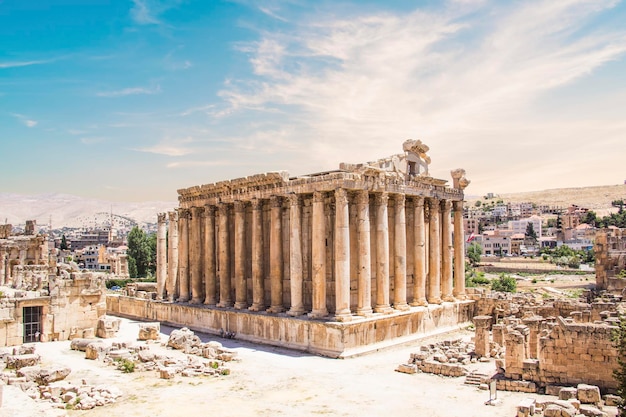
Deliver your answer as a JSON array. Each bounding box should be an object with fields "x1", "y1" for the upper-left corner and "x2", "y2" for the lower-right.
[{"x1": 2, "y1": 0, "x2": 626, "y2": 202}]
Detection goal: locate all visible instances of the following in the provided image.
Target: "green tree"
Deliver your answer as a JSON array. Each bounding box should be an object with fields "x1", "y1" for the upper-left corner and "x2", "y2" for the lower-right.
[
  {"x1": 491, "y1": 273, "x2": 517, "y2": 293},
  {"x1": 525, "y1": 222, "x2": 538, "y2": 242},
  {"x1": 612, "y1": 315, "x2": 626, "y2": 412},
  {"x1": 60, "y1": 234, "x2": 69, "y2": 250},
  {"x1": 467, "y1": 242, "x2": 482, "y2": 266},
  {"x1": 126, "y1": 226, "x2": 155, "y2": 278}
]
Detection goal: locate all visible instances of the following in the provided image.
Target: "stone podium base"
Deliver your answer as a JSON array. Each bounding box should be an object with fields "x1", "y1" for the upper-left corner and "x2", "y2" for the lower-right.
[{"x1": 106, "y1": 295, "x2": 474, "y2": 358}]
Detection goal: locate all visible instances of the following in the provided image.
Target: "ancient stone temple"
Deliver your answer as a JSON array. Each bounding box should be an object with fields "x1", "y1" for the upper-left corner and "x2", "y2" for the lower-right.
[{"x1": 108, "y1": 140, "x2": 474, "y2": 357}]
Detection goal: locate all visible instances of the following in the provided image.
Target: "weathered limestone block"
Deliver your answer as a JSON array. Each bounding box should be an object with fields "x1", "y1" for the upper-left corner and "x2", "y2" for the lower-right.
[
  {"x1": 12, "y1": 345, "x2": 36, "y2": 355},
  {"x1": 543, "y1": 404, "x2": 576, "y2": 417},
  {"x1": 516, "y1": 398, "x2": 535, "y2": 417},
  {"x1": 70, "y1": 338, "x2": 95, "y2": 352},
  {"x1": 578, "y1": 405, "x2": 607, "y2": 417},
  {"x1": 167, "y1": 327, "x2": 200, "y2": 350},
  {"x1": 96, "y1": 316, "x2": 121, "y2": 339},
  {"x1": 558, "y1": 387, "x2": 578, "y2": 400},
  {"x1": 108, "y1": 349, "x2": 131, "y2": 360},
  {"x1": 82, "y1": 328, "x2": 95, "y2": 338},
  {"x1": 603, "y1": 394, "x2": 621, "y2": 406},
  {"x1": 577, "y1": 384, "x2": 601, "y2": 404},
  {"x1": 160, "y1": 367, "x2": 176, "y2": 379},
  {"x1": 85, "y1": 341, "x2": 110, "y2": 360},
  {"x1": 138, "y1": 323, "x2": 160, "y2": 341},
  {"x1": 395, "y1": 364, "x2": 417, "y2": 374},
  {"x1": 6, "y1": 354, "x2": 40, "y2": 369}
]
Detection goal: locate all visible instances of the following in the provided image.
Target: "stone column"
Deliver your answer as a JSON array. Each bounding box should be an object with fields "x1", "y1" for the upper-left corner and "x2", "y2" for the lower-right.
[
  {"x1": 453, "y1": 200, "x2": 466, "y2": 299},
  {"x1": 411, "y1": 197, "x2": 427, "y2": 306},
  {"x1": 428, "y1": 198, "x2": 442, "y2": 304},
  {"x1": 356, "y1": 191, "x2": 373, "y2": 316},
  {"x1": 217, "y1": 203, "x2": 232, "y2": 308},
  {"x1": 309, "y1": 191, "x2": 328, "y2": 318},
  {"x1": 473, "y1": 315, "x2": 492, "y2": 358},
  {"x1": 189, "y1": 206, "x2": 204, "y2": 304},
  {"x1": 393, "y1": 194, "x2": 409, "y2": 311},
  {"x1": 177, "y1": 209, "x2": 190, "y2": 302},
  {"x1": 374, "y1": 193, "x2": 393, "y2": 314},
  {"x1": 156, "y1": 213, "x2": 167, "y2": 300},
  {"x1": 522, "y1": 317, "x2": 544, "y2": 359},
  {"x1": 232, "y1": 201, "x2": 247, "y2": 309},
  {"x1": 505, "y1": 326, "x2": 529, "y2": 380},
  {"x1": 203, "y1": 206, "x2": 217, "y2": 306},
  {"x1": 267, "y1": 196, "x2": 284, "y2": 313},
  {"x1": 166, "y1": 211, "x2": 178, "y2": 302},
  {"x1": 249, "y1": 198, "x2": 265, "y2": 311},
  {"x1": 441, "y1": 200, "x2": 454, "y2": 302},
  {"x1": 287, "y1": 194, "x2": 305, "y2": 316},
  {"x1": 0, "y1": 250, "x2": 5, "y2": 286},
  {"x1": 334, "y1": 188, "x2": 352, "y2": 321}
]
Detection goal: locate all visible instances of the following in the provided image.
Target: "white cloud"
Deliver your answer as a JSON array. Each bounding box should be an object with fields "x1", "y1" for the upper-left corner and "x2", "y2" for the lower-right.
[
  {"x1": 217, "y1": 0, "x2": 626, "y2": 192},
  {"x1": 0, "y1": 60, "x2": 48, "y2": 69},
  {"x1": 96, "y1": 85, "x2": 161, "y2": 97},
  {"x1": 130, "y1": 0, "x2": 161, "y2": 25},
  {"x1": 132, "y1": 137, "x2": 195, "y2": 156},
  {"x1": 11, "y1": 113, "x2": 38, "y2": 128}
]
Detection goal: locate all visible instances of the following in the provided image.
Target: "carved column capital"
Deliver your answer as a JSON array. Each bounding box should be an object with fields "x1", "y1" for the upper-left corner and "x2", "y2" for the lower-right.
[
  {"x1": 270, "y1": 195, "x2": 283, "y2": 208},
  {"x1": 375, "y1": 192, "x2": 389, "y2": 206},
  {"x1": 453, "y1": 200, "x2": 464, "y2": 211},
  {"x1": 335, "y1": 188, "x2": 348, "y2": 205},
  {"x1": 429, "y1": 198, "x2": 440, "y2": 213},
  {"x1": 190, "y1": 206, "x2": 203, "y2": 218},
  {"x1": 218, "y1": 202, "x2": 230, "y2": 216},
  {"x1": 313, "y1": 191, "x2": 325, "y2": 203},
  {"x1": 234, "y1": 200, "x2": 246, "y2": 213},
  {"x1": 395, "y1": 193, "x2": 405, "y2": 207},
  {"x1": 356, "y1": 190, "x2": 369, "y2": 206},
  {"x1": 414, "y1": 196, "x2": 425, "y2": 208},
  {"x1": 204, "y1": 205, "x2": 216, "y2": 216},
  {"x1": 168, "y1": 211, "x2": 178, "y2": 222},
  {"x1": 157, "y1": 212, "x2": 167, "y2": 223},
  {"x1": 441, "y1": 199, "x2": 452, "y2": 213},
  {"x1": 288, "y1": 193, "x2": 301, "y2": 207},
  {"x1": 251, "y1": 198, "x2": 263, "y2": 210},
  {"x1": 177, "y1": 208, "x2": 190, "y2": 219}
]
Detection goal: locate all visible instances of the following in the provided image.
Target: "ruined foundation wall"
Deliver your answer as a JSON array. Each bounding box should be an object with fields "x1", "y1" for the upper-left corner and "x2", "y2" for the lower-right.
[
  {"x1": 537, "y1": 319, "x2": 618, "y2": 391},
  {"x1": 107, "y1": 295, "x2": 474, "y2": 357}
]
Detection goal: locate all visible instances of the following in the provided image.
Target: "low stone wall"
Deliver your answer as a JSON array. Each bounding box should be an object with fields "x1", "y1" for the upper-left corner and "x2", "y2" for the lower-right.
[{"x1": 106, "y1": 295, "x2": 474, "y2": 358}]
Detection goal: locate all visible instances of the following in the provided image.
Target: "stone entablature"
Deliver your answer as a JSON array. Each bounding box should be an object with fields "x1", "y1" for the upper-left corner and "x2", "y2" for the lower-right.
[{"x1": 178, "y1": 170, "x2": 463, "y2": 207}]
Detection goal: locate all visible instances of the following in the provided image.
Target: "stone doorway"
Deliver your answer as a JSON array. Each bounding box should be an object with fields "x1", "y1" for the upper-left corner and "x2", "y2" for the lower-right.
[{"x1": 23, "y1": 306, "x2": 42, "y2": 343}]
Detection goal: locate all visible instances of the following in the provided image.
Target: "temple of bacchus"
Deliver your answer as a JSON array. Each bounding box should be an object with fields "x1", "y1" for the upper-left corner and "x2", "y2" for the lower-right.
[{"x1": 108, "y1": 140, "x2": 475, "y2": 357}]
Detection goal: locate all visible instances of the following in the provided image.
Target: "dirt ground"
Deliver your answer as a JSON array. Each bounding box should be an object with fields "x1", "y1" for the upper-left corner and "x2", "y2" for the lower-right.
[{"x1": 6, "y1": 314, "x2": 616, "y2": 417}]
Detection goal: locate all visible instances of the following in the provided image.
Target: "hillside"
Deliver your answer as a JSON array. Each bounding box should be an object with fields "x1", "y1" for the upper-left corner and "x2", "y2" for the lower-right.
[
  {"x1": 466, "y1": 184, "x2": 626, "y2": 213},
  {"x1": 0, "y1": 193, "x2": 176, "y2": 229}
]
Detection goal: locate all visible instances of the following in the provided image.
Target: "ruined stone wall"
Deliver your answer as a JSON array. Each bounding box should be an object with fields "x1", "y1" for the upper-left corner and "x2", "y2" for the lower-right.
[
  {"x1": 0, "y1": 272, "x2": 107, "y2": 346},
  {"x1": 595, "y1": 228, "x2": 626, "y2": 291},
  {"x1": 537, "y1": 318, "x2": 618, "y2": 390}
]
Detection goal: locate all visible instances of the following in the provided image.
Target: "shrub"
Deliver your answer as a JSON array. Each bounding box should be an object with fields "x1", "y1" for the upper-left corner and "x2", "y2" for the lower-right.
[
  {"x1": 116, "y1": 358, "x2": 135, "y2": 373},
  {"x1": 491, "y1": 274, "x2": 517, "y2": 293}
]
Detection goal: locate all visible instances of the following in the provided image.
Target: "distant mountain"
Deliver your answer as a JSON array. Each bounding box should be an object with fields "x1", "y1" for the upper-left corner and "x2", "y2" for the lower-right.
[
  {"x1": 0, "y1": 193, "x2": 176, "y2": 229},
  {"x1": 466, "y1": 184, "x2": 626, "y2": 215}
]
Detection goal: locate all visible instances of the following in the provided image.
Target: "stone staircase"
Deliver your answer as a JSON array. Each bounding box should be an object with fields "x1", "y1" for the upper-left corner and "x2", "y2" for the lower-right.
[{"x1": 464, "y1": 371, "x2": 490, "y2": 386}]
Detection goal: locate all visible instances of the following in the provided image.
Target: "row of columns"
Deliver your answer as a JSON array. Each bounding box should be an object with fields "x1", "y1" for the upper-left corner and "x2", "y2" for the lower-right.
[{"x1": 156, "y1": 190, "x2": 466, "y2": 320}]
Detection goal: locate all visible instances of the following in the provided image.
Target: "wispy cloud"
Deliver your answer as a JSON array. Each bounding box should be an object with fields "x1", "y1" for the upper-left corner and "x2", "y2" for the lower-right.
[
  {"x1": 218, "y1": 0, "x2": 626, "y2": 186},
  {"x1": 129, "y1": 0, "x2": 182, "y2": 26},
  {"x1": 131, "y1": 137, "x2": 195, "y2": 156},
  {"x1": 96, "y1": 85, "x2": 161, "y2": 97},
  {"x1": 0, "y1": 60, "x2": 49, "y2": 69},
  {"x1": 11, "y1": 113, "x2": 38, "y2": 127},
  {"x1": 166, "y1": 160, "x2": 233, "y2": 169}
]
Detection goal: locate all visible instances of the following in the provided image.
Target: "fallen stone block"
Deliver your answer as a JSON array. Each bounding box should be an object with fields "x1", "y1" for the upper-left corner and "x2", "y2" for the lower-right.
[
  {"x1": 70, "y1": 338, "x2": 95, "y2": 352},
  {"x1": 579, "y1": 405, "x2": 607, "y2": 417},
  {"x1": 167, "y1": 328, "x2": 200, "y2": 350},
  {"x1": 96, "y1": 316, "x2": 121, "y2": 339},
  {"x1": 603, "y1": 394, "x2": 621, "y2": 407},
  {"x1": 159, "y1": 367, "x2": 176, "y2": 379},
  {"x1": 544, "y1": 404, "x2": 576, "y2": 417},
  {"x1": 577, "y1": 384, "x2": 601, "y2": 404},
  {"x1": 138, "y1": 323, "x2": 160, "y2": 341},
  {"x1": 516, "y1": 398, "x2": 535, "y2": 417},
  {"x1": 6, "y1": 354, "x2": 40, "y2": 369},
  {"x1": 395, "y1": 364, "x2": 417, "y2": 374},
  {"x1": 85, "y1": 342, "x2": 110, "y2": 360},
  {"x1": 17, "y1": 365, "x2": 71, "y2": 385},
  {"x1": 559, "y1": 387, "x2": 577, "y2": 400}
]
